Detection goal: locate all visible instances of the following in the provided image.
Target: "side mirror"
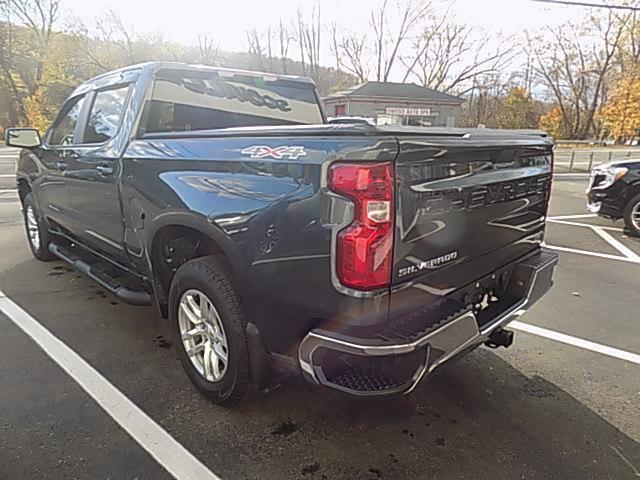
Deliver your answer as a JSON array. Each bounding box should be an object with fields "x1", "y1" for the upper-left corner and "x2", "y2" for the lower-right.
[{"x1": 4, "y1": 128, "x2": 41, "y2": 149}]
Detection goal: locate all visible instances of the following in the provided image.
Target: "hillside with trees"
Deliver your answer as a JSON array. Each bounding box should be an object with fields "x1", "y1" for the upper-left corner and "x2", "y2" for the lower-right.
[{"x1": 2, "y1": 0, "x2": 640, "y2": 141}]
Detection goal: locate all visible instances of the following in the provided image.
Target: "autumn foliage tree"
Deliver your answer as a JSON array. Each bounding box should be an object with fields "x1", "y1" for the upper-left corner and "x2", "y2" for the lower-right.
[
  {"x1": 499, "y1": 86, "x2": 535, "y2": 129},
  {"x1": 599, "y1": 71, "x2": 640, "y2": 143},
  {"x1": 0, "y1": 0, "x2": 61, "y2": 127},
  {"x1": 539, "y1": 105, "x2": 566, "y2": 139}
]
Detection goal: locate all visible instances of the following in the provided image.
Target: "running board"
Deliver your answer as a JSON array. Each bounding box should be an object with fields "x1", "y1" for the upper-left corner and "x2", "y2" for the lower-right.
[{"x1": 48, "y1": 243, "x2": 152, "y2": 306}]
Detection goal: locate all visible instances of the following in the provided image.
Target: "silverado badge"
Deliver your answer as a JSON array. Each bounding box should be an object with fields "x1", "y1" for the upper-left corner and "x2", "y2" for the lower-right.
[{"x1": 398, "y1": 251, "x2": 459, "y2": 278}]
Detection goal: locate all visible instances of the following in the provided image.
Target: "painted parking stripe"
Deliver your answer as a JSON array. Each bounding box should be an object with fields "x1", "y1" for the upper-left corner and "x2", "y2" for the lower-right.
[
  {"x1": 510, "y1": 321, "x2": 640, "y2": 365},
  {"x1": 593, "y1": 226, "x2": 640, "y2": 260},
  {"x1": 547, "y1": 213, "x2": 597, "y2": 220},
  {"x1": 545, "y1": 214, "x2": 640, "y2": 263},
  {"x1": 547, "y1": 218, "x2": 625, "y2": 233},
  {"x1": 0, "y1": 291, "x2": 222, "y2": 480},
  {"x1": 544, "y1": 244, "x2": 640, "y2": 264}
]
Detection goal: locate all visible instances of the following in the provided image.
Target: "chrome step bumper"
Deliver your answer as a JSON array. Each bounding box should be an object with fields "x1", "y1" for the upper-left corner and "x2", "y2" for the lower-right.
[{"x1": 298, "y1": 249, "x2": 558, "y2": 396}]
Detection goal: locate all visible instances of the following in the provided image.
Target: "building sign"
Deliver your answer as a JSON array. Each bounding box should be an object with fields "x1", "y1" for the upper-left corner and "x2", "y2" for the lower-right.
[{"x1": 385, "y1": 107, "x2": 431, "y2": 116}]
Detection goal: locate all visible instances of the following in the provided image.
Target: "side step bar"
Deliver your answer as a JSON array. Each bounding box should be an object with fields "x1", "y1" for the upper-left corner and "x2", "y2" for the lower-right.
[{"x1": 48, "y1": 243, "x2": 152, "y2": 306}]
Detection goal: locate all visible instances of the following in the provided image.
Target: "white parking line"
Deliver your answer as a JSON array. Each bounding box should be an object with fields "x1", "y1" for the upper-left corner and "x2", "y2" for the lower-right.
[
  {"x1": 545, "y1": 214, "x2": 640, "y2": 264},
  {"x1": 544, "y1": 244, "x2": 640, "y2": 263},
  {"x1": 548, "y1": 218, "x2": 624, "y2": 232},
  {"x1": 553, "y1": 173, "x2": 590, "y2": 178},
  {"x1": 0, "y1": 291, "x2": 222, "y2": 480},
  {"x1": 547, "y1": 213, "x2": 597, "y2": 220},
  {"x1": 593, "y1": 226, "x2": 640, "y2": 261},
  {"x1": 510, "y1": 321, "x2": 640, "y2": 365}
]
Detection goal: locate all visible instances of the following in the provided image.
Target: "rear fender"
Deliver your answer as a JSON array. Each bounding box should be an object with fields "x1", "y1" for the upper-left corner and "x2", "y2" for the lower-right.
[{"x1": 144, "y1": 212, "x2": 247, "y2": 305}]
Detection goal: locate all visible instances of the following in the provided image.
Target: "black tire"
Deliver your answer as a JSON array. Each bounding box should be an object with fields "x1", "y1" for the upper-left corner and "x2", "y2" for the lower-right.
[
  {"x1": 623, "y1": 193, "x2": 640, "y2": 237},
  {"x1": 22, "y1": 192, "x2": 55, "y2": 261},
  {"x1": 168, "y1": 255, "x2": 251, "y2": 406}
]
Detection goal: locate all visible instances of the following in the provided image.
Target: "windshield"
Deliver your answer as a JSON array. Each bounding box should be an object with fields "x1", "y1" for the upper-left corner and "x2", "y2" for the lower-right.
[{"x1": 142, "y1": 69, "x2": 323, "y2": 134}]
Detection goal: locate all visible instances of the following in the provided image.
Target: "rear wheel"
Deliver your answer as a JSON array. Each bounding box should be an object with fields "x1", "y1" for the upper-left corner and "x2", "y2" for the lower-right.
[
  {"x1": 623, "y1": 193, "x2": 640, "y2": 237},
  {"x1": 168, "y1": 255, "x2": 251, "y2": 406},
  {"x1": 22, "y1": 193, "x2": 55, "y2": 261}
]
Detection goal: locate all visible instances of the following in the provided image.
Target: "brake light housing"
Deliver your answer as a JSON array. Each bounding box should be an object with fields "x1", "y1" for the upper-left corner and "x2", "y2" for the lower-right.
[{"x1": 328, "y1": 162, "x2": 394, "y2": 291}]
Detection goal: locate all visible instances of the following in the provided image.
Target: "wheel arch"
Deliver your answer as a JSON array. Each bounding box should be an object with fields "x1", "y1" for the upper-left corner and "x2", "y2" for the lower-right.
[
  {"x1": 16, "y1": 175, "x2": 32, "y2": 205},
  {"x1": 146, "y1": 214, "x2": 247, "y2": 318}
]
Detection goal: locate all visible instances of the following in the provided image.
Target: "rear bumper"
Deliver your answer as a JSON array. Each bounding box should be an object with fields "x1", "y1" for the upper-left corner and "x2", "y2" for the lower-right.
[{"x1": 298, "y1": 248, "x2": 558, "y2": 396}]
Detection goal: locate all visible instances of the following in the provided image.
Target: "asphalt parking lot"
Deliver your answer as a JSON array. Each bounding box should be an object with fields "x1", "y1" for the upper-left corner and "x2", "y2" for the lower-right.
[{"x1": 0, "y1": 147, "x2": 638, "y2": 480}]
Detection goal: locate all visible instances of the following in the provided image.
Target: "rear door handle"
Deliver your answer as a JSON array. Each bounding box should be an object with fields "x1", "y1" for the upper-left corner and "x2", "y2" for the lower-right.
[
  {"x1": 96, "y1": 165, "x2": 114, "y2": 176},
  {"x1": 55, "y1": 161, "x2": 67, "y2": 171}
]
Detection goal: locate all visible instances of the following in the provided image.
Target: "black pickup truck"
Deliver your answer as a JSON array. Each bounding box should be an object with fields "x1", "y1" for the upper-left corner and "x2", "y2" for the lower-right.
[{"x1": 6, "y1": 62, "x2": 557, "y2": 405}]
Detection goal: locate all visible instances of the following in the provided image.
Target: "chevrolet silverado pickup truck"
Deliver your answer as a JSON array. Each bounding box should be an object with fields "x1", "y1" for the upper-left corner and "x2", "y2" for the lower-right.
[
  {"x1": 6, "y1": 62, "x2": 558, "y2": 405},
  {"x1": 587, "y1": 160, "x2": 640, "y2": 236}
]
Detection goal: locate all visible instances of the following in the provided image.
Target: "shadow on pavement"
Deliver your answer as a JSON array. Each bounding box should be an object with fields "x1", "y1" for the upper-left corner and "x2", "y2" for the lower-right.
[{"x1": 0, "y1": 257, "x2": 638, "y2": 480}]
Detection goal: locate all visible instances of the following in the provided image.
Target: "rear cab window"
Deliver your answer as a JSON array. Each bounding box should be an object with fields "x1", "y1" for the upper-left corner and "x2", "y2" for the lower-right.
[
  {"x1": 140, "y1": 68, "x2": 324, "y2": 134},
  {"x1": 84, "y1": 85, "x2": 131, "y2": 144}
]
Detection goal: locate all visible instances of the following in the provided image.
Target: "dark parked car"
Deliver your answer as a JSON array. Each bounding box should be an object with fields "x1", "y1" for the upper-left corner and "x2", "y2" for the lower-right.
[
  {"x1": 6, "y1": 62, "x2": 557, "y2": 406},
  {"x1": 587, "y1": 160, "x2": 640, "y2": 236}
]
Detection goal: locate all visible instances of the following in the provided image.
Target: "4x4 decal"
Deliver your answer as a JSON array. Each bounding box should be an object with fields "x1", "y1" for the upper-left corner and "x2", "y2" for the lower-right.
[{"x1": 240, "y1": 145, "x2": 307, "y2": 160}]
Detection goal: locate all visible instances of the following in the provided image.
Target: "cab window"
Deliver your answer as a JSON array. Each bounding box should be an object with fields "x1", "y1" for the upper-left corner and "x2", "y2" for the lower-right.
[
  {"x1": 49, "y1": 95, "x2": 86, "y2": 145},
  {"x1": 141, "y1": 68, "x2": 323, "y2": 134},
  {"x1": 84, "y1": 85, "x2": 131, "y2": 144}
]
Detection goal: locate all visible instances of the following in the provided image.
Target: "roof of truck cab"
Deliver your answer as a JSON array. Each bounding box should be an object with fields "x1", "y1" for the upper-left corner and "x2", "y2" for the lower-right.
[{"x1": 71, "y1": 61, "x2": 316, "y2": 97}]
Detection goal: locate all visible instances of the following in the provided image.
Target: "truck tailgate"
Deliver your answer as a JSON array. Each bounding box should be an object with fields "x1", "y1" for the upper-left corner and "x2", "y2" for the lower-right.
[{"x1": 392, "y1": 135, "x2": 553, "y2": 296}]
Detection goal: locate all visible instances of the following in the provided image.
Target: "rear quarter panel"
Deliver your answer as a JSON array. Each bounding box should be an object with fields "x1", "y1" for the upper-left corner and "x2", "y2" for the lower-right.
[{"x1": 121, "y1": 135, "x2": 397, "y2": 356}]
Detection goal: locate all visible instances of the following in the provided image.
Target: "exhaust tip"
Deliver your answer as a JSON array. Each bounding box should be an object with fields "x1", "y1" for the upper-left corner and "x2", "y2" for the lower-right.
[{"x1": 484, "y1": 328, "x2": 514, "y2": 349}]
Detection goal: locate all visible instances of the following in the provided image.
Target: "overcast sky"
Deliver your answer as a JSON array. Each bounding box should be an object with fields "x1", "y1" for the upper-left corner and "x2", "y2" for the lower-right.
[
  {"x1": 65, "y1": 0, "x2": 578, "y2": 46},
  {"x1": 63, "y1": 0, "x2": 582, "y2": 82}
]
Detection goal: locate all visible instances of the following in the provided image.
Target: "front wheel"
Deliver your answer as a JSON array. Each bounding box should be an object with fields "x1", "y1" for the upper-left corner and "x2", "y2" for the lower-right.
[
  {"x1": 22, "y1": 193, "x2": 55, "y2": 261},
  {"x1": 168, "y1": 255, "x2": 251, "y2": 406},
  {"x1": 623, "y1": 193, "x2": 640, "y2": 237}
]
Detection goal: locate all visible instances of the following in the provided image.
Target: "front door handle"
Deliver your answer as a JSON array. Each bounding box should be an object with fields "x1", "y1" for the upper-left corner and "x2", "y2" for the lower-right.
[
  {"x1": 96, "y1": 165, "x2": 114, "y2": 176},
  {"x1": 55, "y1": 161, "x2": 67, "y2": 171}
]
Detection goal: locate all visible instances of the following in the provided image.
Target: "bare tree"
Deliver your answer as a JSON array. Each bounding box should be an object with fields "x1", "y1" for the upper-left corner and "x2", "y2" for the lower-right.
[
  {"x1": 197, "y1": 33, "x2": 219, "y2": 66},
  {"x1": 294, "y1": 2, "x2": 322, "y2": 82},
  {"x1": 330, "y1": 23, "x2": 369, "y2": 82},
  {"x1": 245, "y1": 20, "x2": 292, "y2": 74},
  {"x1": 329, "y1": 0, "x2": 430, "y2": 84},
  {"x1": 370, "y1": 0, "x2": 431, "y2": 82},
  {"x1": 70, "y1": 8, "x2": 138, "y2": 72},
  {"x1": 402, "y1": 20, "x2": 515, "y2": 94},
  {"x1": 95, "y1": 9, "x2": 136, "y2": 63},
  {"x1": 69, "y1": 20, "x2": 114, "y2": 72},
  {"x1": 0, "y1": 0, "x2": 60, "y2": 124},
  {"x1": 276, "y1": 19, "x2": 292, "y2": 74},
  {"x1": 529, "y1": 11, "x2": 628, "y2": 139},
  {"x1": 614, "y1": 9, "x2": 640, "y2": 72},
  {"x1": 246, "y1": 27, "x2": 269, "y2": 71}
]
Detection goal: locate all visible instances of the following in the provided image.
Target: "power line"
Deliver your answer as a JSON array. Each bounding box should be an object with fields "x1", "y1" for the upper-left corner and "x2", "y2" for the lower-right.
[{"x1": 532, "y1": 0, "x2": 640, "y2": 10}]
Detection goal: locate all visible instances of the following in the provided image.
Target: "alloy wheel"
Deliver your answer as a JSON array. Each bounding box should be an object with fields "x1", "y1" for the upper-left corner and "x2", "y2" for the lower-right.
[
  {"x1": 26, "y1": 205, "x2": 40, "y2": 251},
  {"x1": 178, "y1": 289, "x2": 229, "y2": 382},
  {"x1": 632, "y1": 201, "x2": 640, "y2": 231}
]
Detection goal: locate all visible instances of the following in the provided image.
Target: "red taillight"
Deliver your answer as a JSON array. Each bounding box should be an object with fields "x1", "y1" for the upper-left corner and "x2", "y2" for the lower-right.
[{"x1": 328, "y1": 162, "x2": 394, "y2": 291}]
